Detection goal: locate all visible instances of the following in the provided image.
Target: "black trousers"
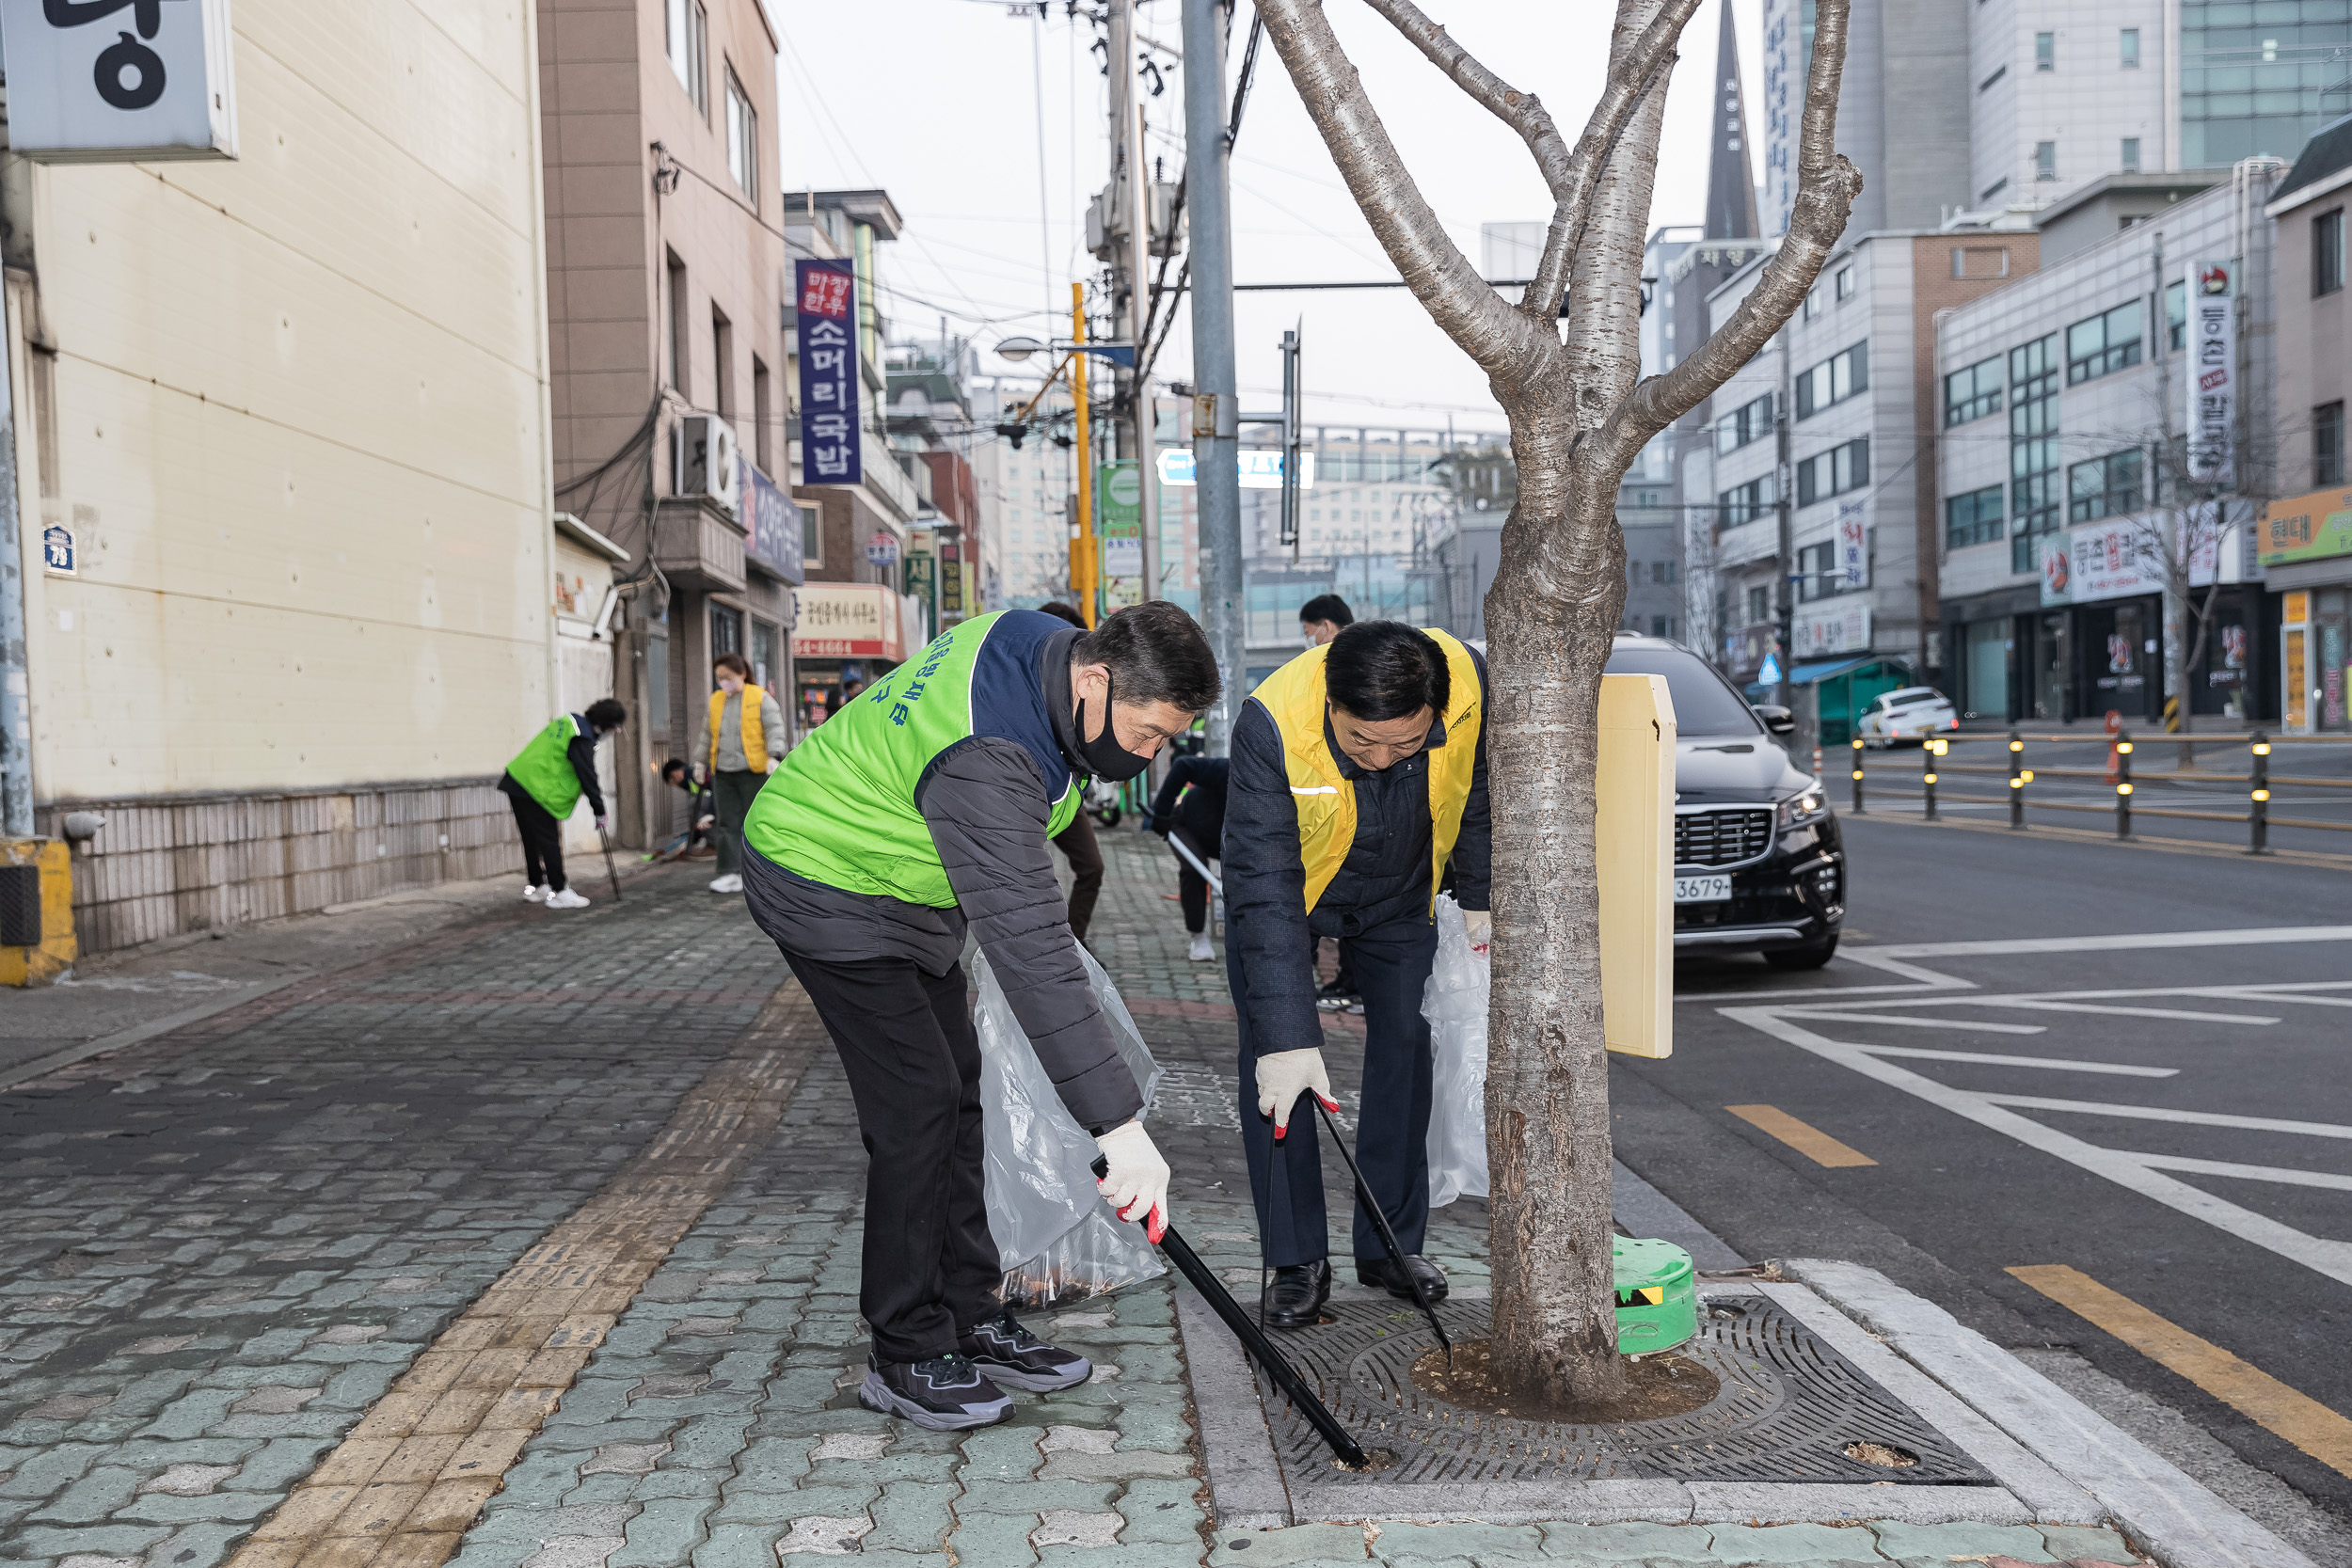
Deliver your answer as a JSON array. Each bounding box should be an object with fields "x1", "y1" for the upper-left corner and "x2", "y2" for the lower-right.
[
  {"x1": 778, "y1": 947, "x2": 999, "y2": 1363},
  {"x1": 1054, "y1": 810, "x2": 1104, "y2": 942},
  {"x1": 1171, "y1": 827, "x2": 1217, "y2": 933},
  {"x1": 504, "y1": 784, "x2": 567, "y2": 893},
  {"x1": 1232, "y1": 911, "x2": 1438, "y2": 1268}
]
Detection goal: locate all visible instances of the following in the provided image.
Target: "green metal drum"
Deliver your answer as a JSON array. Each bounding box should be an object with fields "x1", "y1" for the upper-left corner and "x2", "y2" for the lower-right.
[{"x1": 1613, "y1": 1236, "x2": 1698, "y2": 1354}]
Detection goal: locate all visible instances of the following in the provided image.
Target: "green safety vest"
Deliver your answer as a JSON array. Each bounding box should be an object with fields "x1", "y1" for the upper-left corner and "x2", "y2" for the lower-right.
[
  {"x1": 747, "y1": 610, "x2": 1083, "y2": 907},
  {"x1": 508, "y1": 714, "x2": 587, "y2": 819}
]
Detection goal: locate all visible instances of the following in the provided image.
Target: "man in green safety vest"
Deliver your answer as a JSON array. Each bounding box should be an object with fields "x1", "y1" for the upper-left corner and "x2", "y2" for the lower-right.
[
  {"x1": 740, "y1": 602, "x2": 1218, "y2": 1431},
  {"x1": 500, "y1": 697, "x2": 628, "y2": 910}
]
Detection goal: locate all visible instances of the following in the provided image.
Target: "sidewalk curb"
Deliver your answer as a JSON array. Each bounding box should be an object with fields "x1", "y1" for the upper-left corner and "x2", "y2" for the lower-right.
[
  {"x1": 1784, "y1": 1258, "x2": 2317, "y2": 1568},
  {"x1": 0, "y1": 974, "x2": 310, "y2": 1092}
]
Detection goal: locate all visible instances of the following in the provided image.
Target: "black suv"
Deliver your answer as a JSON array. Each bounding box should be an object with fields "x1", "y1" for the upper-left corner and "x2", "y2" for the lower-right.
[{"x1": 1606, "y1": 635, "x2": 1845, "y2": 970}]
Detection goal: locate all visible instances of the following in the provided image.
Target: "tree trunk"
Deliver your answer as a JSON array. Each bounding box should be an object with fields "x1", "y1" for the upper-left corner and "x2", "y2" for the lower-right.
[{"x1": 1484, "y1": 409, "x2": 1630, "y2": 1403}]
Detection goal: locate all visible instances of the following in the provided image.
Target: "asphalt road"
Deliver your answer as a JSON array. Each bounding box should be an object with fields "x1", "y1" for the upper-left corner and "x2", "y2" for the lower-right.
[{"x1": 1618, "y1": 812, "x2": 2352, "y2": 1528}]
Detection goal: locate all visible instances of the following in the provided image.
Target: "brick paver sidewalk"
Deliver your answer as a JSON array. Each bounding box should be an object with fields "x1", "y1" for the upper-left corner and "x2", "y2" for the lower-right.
[{"x1": 0, "y1": 837, "x2": 2147, "y2": 1567}]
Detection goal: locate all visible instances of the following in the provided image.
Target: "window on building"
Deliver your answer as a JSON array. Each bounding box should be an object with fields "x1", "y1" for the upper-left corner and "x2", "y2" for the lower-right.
[
  {"x1": 752, "y1": 356, "x2": 771, "y2": 471},
  {"x1": 1651, "y1": 616, "x2": 1674, "y2": 638},
  {"x1": 1651, "y1": 560, "x2": 1677, "y2": 584},
  {"x1": 2121, "y1": 27, "x2": 2140, "y2": 67},
  {"x1": 1796, "y1": 342, "x2": 1868, "y2": 418},
  {"x1": 1980, "y1": 177, "x2": 2010, "y2": 204},
  {"x1": 2010, "y1": 335, "x2": 2060, "y2": 572},
  {"x1": 799, "y1": 502, "x2": 822, "y2": 565},
  {"x1": 1716, "y1": 474, "x2": 1778, "y2": 531},
  {"x1": 1979, "y1": 65, "x2": 2007, "y2": 93},
  {"x1": 2065, "y1": 300, "x2": 2142, "y2": 383},
  {"x1": 1945, "y1": 357, "x2": 2004, "y2": 425},
  {"x1": 1746, "y1": 585, "x2": 1771, "y2": 625},
  {"x1": 2166, "y1": 279, "x2": 2186, "y2": 350},
  {"x1": 725, "y1": 71, "x2": 759, "y2": 202},
  {"x1": 2035, "y1": 141, "x2": 2058, "y2": 181},
  {"x1": 2315, "y1": 209, "x2": 2345, "y2": 296},
  {"x1": 2316, "y1": 401, "x2": 2346, "y2": 486},
  {"x1": 1796, "y1": 438, "x2": 1869, "y2": 506},
  {"x1": 665, "y1": 250, "x2": 689, "y2": 392},
  {"x1": 666, "y1": 0, "x2": 708, "y2": 115},
  {"x1": 1952, "y1": 245, "x2": 2010, "y2": 279},
  {"x1": 711, "y1": 307, "x2": 733, "y2": 417},
  {"x1": 1803, "y1": 287, "x2": 1823, "y2": 321},
  {"x1": 1799, "y1": 540, "x2": 1840, "y2": 602},
  {"x1": 2122, "y1": 137, "x2": 2141, "y2": 172},
  {"x1": 711, "y1": 604, "x2": 744, "y2": 659},
  {"x1": 1835, "y1": 265, "x2": 1855, "y2": 301},
  {"x1": 2035, "y1": 31, "x2": 2055, "y2": 70},
  {"x1": 1715, "y1": 392, "x2": 1774, "y2": 454},
  {"x1": 2068, "y1": 450, "x2": 2144, "y2": 522},
  {"x1": 1946, "y1": 484, "x2": 2006, "y2": 548}
]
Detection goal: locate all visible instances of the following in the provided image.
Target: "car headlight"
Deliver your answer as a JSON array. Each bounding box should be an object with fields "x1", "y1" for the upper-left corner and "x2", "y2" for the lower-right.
[{"x1": 1776, "y1": 786, "x2": 1829, "y2": 831}]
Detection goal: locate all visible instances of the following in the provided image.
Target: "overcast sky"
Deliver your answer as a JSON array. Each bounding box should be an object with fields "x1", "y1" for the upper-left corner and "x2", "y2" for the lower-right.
[{"x1": 772, "y1": 0, "x2": 1766, "y2": 440}]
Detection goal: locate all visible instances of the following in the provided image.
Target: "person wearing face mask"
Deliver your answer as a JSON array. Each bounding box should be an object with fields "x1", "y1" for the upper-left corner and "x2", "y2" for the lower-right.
[
  {"x1": 1224, "y1": 620, "x2": 1490, "y2": 1329},
  {"x1": 739, "y1": 602, "x2": 1218, "y2": 1431},
  {"x1": 693, "y1": 652, "x2": 787, "y2": 895}
]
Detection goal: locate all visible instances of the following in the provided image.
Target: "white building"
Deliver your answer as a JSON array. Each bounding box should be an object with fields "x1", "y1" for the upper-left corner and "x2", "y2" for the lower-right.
[{"x1": 1970, "y1": 0, "x2": 2169, "y2": 212}]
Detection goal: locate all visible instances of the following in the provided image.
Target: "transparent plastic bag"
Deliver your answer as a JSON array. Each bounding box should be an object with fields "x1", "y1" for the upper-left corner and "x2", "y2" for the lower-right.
[
  {"x1": 1422, "y1": 894, "x2": 1491, "y2": 1206},
  {"x1": 973, "y1": 945, "x2": 1167, "y2": 1305}
]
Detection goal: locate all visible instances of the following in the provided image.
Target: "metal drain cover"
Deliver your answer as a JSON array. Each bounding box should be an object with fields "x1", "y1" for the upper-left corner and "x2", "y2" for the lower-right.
[{"x1": 1263, "y1": 1295, "x2": 1994, "y2": 1486}]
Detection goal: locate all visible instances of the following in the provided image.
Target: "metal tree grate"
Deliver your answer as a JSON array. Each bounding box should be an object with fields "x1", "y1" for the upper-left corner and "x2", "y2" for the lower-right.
[{"x1": 1262, "y1": 1295, "x2": 1995, "y2": 1486}]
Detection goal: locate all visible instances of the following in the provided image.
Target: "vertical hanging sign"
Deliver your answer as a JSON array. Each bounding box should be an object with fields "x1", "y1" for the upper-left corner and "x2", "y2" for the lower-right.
[
  {"x1": 796, "y1": 258, "x2": 861, "y2": 486},
  {"x1": 1, "y1": 0, "x2": 240, "y2": 162},
  {"x1": 2185, "y1": 260, "x2": 2235, "y2": 490}
]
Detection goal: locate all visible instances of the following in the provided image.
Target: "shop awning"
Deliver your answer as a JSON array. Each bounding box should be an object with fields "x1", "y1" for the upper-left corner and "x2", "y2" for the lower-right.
[{"x1": 1743, "y1": 654, "x2": 1901, "y2": 698}]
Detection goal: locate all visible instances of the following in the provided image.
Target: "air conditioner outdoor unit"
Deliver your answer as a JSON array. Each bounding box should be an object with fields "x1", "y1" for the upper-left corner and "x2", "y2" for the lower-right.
[{"x1": 675, "y1": 415, "x2": 741, "y2": 515}]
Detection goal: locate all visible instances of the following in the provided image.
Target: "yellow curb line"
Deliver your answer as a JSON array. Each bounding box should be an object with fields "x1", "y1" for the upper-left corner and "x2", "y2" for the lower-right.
[
  {"x1": 1725, "y1": 1103, "x2": 1879, "y2": 1167},
  {"x1": 2008, "y1": 1264, "x2": 2352, "y2": 1480},
  {"x1": 225, "y1": 985, "x2": 820, "y2": 1568}
]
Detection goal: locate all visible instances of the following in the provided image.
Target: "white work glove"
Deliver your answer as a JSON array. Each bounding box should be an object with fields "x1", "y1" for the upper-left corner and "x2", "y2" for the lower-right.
[
  {"x1": 1255, "y1": 1048, "x2": 1337, "y2": 1142},
  {"x1": 1094, "y1": 1120, "x2": 1170, "y2": 1243},
  {"x1": 1462, "y1": 910, "x2": 1492, "y2": 951},
  {"x1": 594, "y1": 815, "x2": 609, "y2": 834}
]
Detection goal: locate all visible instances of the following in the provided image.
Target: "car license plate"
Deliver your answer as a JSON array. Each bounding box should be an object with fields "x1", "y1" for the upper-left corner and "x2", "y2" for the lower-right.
[{"x1": 1674, "y1": 873, "x2": 1732, "y2": 904}]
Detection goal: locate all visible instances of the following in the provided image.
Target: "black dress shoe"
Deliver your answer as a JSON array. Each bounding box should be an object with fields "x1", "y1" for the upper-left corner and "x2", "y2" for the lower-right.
[
  {"x1": 1262, "y1": 1259, "x2": 1331, "y2": 1329},
  {"x1": 1356, "y1": 1253, "x2": 1451, "y2": 1303}
]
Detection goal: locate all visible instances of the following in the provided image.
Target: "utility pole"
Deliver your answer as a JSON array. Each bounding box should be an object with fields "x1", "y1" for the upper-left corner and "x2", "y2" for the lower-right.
[
  {"x1": 1182, "y1": 0, "x2": 1243, "y2": 752},
  {"x1": 1072, "y1": 282, "x2": 1097, "y2": 626},
  {"x1": 0, "y1": 302, "x2": 26, "y2": 838},
  {"x1": 1108, "y1": 0, "x2": 1160, "y2": 603}
]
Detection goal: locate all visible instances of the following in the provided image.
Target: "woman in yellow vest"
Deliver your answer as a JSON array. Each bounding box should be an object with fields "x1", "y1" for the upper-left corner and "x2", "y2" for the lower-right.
[
  {"x1": 693, "y1": 652, "x2": 786, "y2": 895},
  {"x1": 1224, "y1": 621, "x2": 1490, "y2": 1329}
]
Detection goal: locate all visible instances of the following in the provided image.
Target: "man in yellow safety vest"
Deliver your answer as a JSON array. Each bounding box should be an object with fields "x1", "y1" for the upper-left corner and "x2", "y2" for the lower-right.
[{"x1": 1223, "y1": 621, "x2": 1490, "y2": 1328}]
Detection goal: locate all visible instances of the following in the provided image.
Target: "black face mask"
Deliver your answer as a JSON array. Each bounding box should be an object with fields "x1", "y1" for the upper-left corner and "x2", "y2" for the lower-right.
[{"x1": 1074, "y1": 672, "x2": 1153, "y2": 782}]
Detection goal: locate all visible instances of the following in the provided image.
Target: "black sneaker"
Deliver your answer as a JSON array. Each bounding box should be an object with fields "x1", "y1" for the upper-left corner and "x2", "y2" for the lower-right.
[
  {"x1": 960, "y1": 1311, "x2": 1092, "y2": 1393},
  {"x1": 856, "y1": 1352, "x2": 1011, "y2": 1431}
]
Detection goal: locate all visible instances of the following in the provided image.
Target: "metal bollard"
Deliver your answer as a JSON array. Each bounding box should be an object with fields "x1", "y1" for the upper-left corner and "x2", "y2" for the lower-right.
[
  {"x1": 2249, "y1": 733, "x2": 2271, "y2": 854},
  {"x1": 1850, "y1": 736, "x2": 1866, "y2": 814},
  {"x1": 2115, "y1": 732, "x2": 2133, "y2": 839},
  {"x1": 1922, "y1": 737, "x2": 1943, "y2": 821},
  {"x1": 2008, "y1": 730, "x2": 2027, "y2": 829}
]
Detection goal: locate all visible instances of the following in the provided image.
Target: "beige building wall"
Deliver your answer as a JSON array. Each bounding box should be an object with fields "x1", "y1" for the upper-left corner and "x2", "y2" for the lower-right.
[{"x1": 11, "y1": 0, "x2": 557, "y2": 952}]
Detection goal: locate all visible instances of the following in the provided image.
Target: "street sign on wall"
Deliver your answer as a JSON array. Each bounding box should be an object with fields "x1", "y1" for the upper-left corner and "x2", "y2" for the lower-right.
[
  {"x1": 790, "y1": 583, "x2": 902, "y2": 660},
  {"x1": 738, "y1": 456, "x2": 803, "y2": 583},
  {"x1": 795, "y1": 258, "x2": 862, "y2": 485},
  {"x1": 2259, "y1": 485, "x2": 2352, "y2": 565},
  {"x1": 2185, "y1": 260, "x2": 2235, "y2": 488},
  {"x1": 1836, "y1": 501, "x2": 1869, "y2": 589},
  {"x1": 2, "y1": 0, "x2": 240, "y2": 162}
]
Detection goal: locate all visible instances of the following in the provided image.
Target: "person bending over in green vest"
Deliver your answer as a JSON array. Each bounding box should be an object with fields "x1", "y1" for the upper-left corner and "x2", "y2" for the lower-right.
[
  {"x1": 501, "y1": 697, "x2": 628, "y2": 911},
  {"x1": 740, "y1": 602, "x2": 1218, "y2": 1431}
]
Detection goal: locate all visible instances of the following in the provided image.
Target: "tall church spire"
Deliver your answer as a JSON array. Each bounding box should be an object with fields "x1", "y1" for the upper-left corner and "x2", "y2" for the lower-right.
[{"x1": 1705, "y1": 0, "x2": 1760, "y2": 240}]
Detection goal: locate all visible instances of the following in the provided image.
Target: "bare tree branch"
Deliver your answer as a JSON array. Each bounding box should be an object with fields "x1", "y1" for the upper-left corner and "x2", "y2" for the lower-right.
[
  {"x1": 1254, "y1": 0, "x2": 1542, "y2": 376},
  {"x1": 1357, "y1": 0, "x2": 1706, "y2": 324},
  {"x1": 1596, "y1": 0, "x2": 1863, "y2": 465},
  {"x1": 1563, "y1": 1, "x2": 1672, "y2": 419}
]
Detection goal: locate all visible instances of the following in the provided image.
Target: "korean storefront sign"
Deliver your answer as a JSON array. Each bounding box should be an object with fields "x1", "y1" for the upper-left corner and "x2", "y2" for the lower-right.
[
  {"x1": 1793, "y1": 601, "x2": 1871, "y2": 658},
  {"x1": 3, "y1": 0, "x2": 239, "y2": 162},
  {"x1": 737, "y1": 456, "x2": 803, "y2": 583},
  {"x1": 2185, "y1": 261, "x2": 2235, "y2": 488},
  {"x1": 796, "y1": 258, "x2": 861, "y2": 486},
  {"x1": 1097, "y1": 460, "x2": 1142, "y2": 580},
  {"x1": 1837, "y1": 500, "x2": 1869, "y2": 589},
  {"x1": 2258, "y1": 485, "x2": 2352, "y2": 566},
  {"x1": 2040, "y1": 511, "x2": 2221, "y2": 607},
  {"x1": 790, "y1": 582, "x2": 902, "y2": 661}
]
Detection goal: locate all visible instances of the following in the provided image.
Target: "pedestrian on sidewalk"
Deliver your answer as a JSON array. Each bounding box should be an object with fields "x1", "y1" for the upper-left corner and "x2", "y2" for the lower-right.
[
  {"x1": 1149, "y1": 753, "x2": 1229, "y2": 963},
  {"x1": 656, "y1": 759, "x2": 717, "y2": 860},
  {"x1": 693, "y1": 652, "x2": 785, "y2": 895},
  {"x1": 1225, "y1": 620, "x2": 1489, "y2": 1329},
  {"x1": 1036, "y1": 601, "x2": 1105, "y2": 943},
  {"x1": 1298, "y1": 594, "x2": 1363, "y2": 1013},
  {"x1": 740, "y1": 603, "x2": 1216, "y2": 1431},
  {"x1": 501, "y1": 698, "x2": 628, "y2": 911}
]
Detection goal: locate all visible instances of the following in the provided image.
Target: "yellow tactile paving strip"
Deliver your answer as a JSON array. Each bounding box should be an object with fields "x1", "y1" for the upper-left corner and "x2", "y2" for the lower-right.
[{"x1": 225, "y1": 982, "x2": 820, "y2": 1568}]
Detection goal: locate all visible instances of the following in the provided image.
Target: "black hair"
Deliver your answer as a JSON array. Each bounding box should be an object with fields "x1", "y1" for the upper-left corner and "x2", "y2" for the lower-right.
[
  {"x1": 1036, "y1": 601, "x2": 1089, "y2": 629},
  {"x1": 1325, "y1": 621, "x2": 1449, "y2": 722},
  {"x1": 1070, "y1": 600, "x2": 1222, "y2": 714},
  {"x1": 660, "y1": 757, "x2": 689, "y2": 781},
  {"x1": 585, "y1": 698, "x2": 628, "y2": 731},
  {"x1": 1298, "y1": 594, "x2": 1354, "y2": 628}
]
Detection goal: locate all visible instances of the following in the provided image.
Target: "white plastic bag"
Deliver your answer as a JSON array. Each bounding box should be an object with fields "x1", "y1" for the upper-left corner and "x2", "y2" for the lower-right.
[
  {"x1": 973, "y1": 945, "x2": 1167, "y2": 1305},
  {"x1": 1422, "y1": 894, "x2": 1491, "y2": 1206}
]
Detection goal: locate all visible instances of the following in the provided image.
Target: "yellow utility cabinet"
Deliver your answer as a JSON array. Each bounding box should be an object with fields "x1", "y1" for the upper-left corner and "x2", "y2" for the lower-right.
[
  {"x1": 0, "y1": 840, "x2": 78, "y2": 987},
  {"x1": 1597, "y1": 673, "x2": 1675, "y2": 1058}
]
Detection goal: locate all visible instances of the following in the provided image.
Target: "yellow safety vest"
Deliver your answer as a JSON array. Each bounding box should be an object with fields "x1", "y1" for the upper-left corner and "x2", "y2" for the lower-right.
[
  {"x1": 707, "y1": 685, "x2": 771, "y2": 775},
  {"x1": 1250, "y1": 628, "x2": 1483, "y2": 914}
]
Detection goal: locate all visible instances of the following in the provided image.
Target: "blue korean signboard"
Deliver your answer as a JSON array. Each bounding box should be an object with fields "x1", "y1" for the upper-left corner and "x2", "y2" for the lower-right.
[
  {"x1": 738, "y1": 455, "x2": 803, "y2": 583},
  {"x1": 796, "y1": 258, "x2": 861, "y2": 486}
]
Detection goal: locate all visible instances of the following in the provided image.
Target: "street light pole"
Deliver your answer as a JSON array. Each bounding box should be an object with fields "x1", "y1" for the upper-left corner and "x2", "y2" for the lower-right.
[
  {"x1": 1182, "y1": 0, "x2": 1243, "y2": 753},
  {"x1": 1108, "y1": 0, "x2": 1160, "y2": 604}
]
